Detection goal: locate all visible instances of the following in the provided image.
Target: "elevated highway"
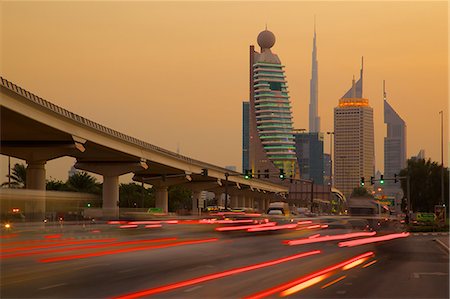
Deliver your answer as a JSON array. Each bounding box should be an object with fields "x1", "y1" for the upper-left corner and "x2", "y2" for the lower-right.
[{"x1": 0, "y1": 77, "x2": 287, "y2": 218}]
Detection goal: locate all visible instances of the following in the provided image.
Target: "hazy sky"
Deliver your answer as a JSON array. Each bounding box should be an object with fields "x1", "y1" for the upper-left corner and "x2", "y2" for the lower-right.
[{"x1": 1, "y1": 1, "x2": 448, "y2": 182}]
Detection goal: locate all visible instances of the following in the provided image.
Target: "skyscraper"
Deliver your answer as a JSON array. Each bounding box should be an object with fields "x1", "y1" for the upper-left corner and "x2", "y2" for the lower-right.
[
  {"x1": 248, "y1": 28, "x2": 299, "y2": 179},
  {"x1": 384, "y1": 81, "x2": 406, "y2": 188},
  {"x1": 309, "y1": 22, "x2": 320, "y2": 133},
  {"x1": 242, "y1": 101, "x2": 250, "y2": 172},
  {"x1": 334, "y1": 59, "x2": 374, "y2": 198},
  {"x1": 294, "y1": 132, "x2": 324, "y2": 184}
]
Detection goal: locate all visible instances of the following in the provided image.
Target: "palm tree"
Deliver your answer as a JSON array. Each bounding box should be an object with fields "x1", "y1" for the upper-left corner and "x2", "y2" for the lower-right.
[
  {"x1": 67, "y1": 171, "x2": 100, "y2": 194},
  {"x1": 2, "y1": 163, "x2": 26, "y2": 188}
]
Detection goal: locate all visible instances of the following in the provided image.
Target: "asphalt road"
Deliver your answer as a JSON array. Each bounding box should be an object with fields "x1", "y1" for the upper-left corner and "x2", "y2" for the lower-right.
[{"x1": 1, "y1": 218, "x2": 448, "y2": 299}]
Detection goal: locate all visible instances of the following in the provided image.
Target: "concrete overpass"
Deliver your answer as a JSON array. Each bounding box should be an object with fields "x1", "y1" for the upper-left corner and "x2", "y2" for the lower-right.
[{"x1": 0, "y1": 76, "x2": 288, "y2": 218}]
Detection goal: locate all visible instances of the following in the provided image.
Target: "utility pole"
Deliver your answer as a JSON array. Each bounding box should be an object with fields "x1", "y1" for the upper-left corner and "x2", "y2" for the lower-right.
[
  {"x1": 224, "y1": 173, "x2": 229, "y2": 210},
  {"x1": 8, "y1": 156, "x2": 11, "y2": 188},
  {"x1": 440, "y1": 111, "x2": 444, "y2": 205},
  {"x1": 326, "y1": 132, "x2": 334, "y2": 187}
]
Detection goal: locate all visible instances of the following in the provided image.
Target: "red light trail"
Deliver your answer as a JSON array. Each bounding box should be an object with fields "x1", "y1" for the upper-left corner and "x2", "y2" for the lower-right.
[
  {"x1": 112, "y1": 250, "x2": 321, "y2": 299},
  {"x1": 39, "y1": 238, "x2": 218, "y2": 263},
  {"x1": 243, "y1": 251, "x2": 375, "y2": 299}
]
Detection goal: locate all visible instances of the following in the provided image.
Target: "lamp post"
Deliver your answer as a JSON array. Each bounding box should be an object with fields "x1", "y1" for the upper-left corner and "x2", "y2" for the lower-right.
[
  {"x1": 439, "y1": 111, "x2": 444, "y2": 205},
  {"x1": 326, "y1": 131, "x2": 334, "y2": 187}
]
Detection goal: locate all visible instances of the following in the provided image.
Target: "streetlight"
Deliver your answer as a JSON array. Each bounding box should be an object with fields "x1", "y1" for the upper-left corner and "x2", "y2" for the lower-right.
[
  {"x1": 439, "y1": 111, "x2": 444, "y2": 205},
  {"x1": 326, "y1": 131, "x2": 335, "y2": 187}
]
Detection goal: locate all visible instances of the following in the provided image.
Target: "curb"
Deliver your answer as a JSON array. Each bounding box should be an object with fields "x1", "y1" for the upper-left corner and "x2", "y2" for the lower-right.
[{"x1": 434, "y1": 239, "x2": 449, "y2": 253}]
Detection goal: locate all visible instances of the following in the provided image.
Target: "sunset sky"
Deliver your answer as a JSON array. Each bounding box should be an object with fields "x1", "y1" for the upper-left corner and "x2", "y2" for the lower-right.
[{"x1": 1, "y1": 1, "x2": 448, "y2": 182}]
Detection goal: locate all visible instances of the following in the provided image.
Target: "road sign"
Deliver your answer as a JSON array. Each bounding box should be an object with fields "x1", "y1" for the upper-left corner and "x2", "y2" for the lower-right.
[
  {"x1": 435, "y1": 205, "x2": 446, "y2": 227},
  {"x1": 416, "y1": 213, "x2": 435, "y2": 223}
]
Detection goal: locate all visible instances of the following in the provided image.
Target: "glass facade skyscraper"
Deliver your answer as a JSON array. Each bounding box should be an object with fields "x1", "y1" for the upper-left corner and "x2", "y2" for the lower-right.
[{"x1": 247, "y1": 29, "x2": 298, "y2": 179}]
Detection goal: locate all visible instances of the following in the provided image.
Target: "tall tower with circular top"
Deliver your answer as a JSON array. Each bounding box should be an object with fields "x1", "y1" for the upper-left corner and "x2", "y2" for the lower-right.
[{"x1": 248, "y1": 29, "x2": 299, "y2": 181}]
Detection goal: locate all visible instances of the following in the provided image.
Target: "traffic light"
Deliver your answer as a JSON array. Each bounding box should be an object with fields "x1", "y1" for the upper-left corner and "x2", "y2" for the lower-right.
[
  {"x1": 201, "y1": 168, "x2": 208, "y2": 176},
  {"x1": 279, "y1": 169, "x2": 285, "y2": 180},
  {"x1": 360, "y1": 177, "x2": 365, "y2": 186},
  {"x1": 244, "y1": 169, "x2": 252, "y2": 179},
  {"x1": 264, "y1": 169, "x2": 269, "y2": 178},
  {"x1": 87, "y1": 203, "x2": 91, "y2": 208},
  {"x1": 380, "y1": 174, "x2": 384, "y2": 185},
  {"x1": 370, "y1": 176, "x2": 374, "y2": 185},
  {"x1": 394, "y1": 174, "x2": 398, "y2": 183}
]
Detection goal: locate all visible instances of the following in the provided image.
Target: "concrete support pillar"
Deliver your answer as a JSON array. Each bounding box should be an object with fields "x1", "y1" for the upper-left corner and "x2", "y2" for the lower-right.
[
  {"x1": 230, "y1": 196, "x2": 238, "y2": 208},
  {"x1": 26, "y1": 160, "x2": 46, "y2": 220},
  {"x1": 239, "y1": 195, "x2": 245, "y2": 208},
  {"x1": 103, "y1": 175, "x2": 119, "y2": 219},
  {"x1": 26, "y1": 161, "x2": 46, "y2": 190},
  {"x1": 155, "y1": 186, "x2": 169, "y2": 214},
  {"x1": 192, "y1": 191, "x2": 200, "y2": 214},
  {"x1": 214, "y1": 192, "x2": 222, "y2": 207}
]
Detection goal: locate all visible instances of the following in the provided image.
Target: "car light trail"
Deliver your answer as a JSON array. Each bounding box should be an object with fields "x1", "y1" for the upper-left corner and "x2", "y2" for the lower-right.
[
  {"x1": 244, "y1": 251, "x2": 374, "y2": 299},
  {"x1": 342, "y1": 258, "x2": 368, "y2": 270},
  {"x1": 1, "y1": 238, "x2": 118, "y2": 253},
  {"x1": 144, "y1": 225, "x2": 162, "y2": 228},
  {"x1": 119, "y1": 225, "x2": 138, "y2": 229},
  {"x1": 297, "y1": 221, "x2": 313, "y2": 225},
  {"x1": 286, "y1": 232, "x2": 376, "y2": 246},
  {"x1": 308, "y1": 234, "x2": 321, "y2": 239},
  {"x1": 112, "y1": 250, "x2": 321, "y2": 299},
  {"x1": 1, "y1": 238, "x2": 177, "y2": 259},
  {"x1": 1, "y1": 238, "x2": 76, "y2": 246},
  {"x1": 0, "y1": 233, "x2": 18, "y2": 239},
  {"x1": 215, "y1": 222, "x2": 276, "y2": 232},
  {"x1": 296, "y1": 224, "x2": 322, "y2": 230},
  {"x1": 128, "y1": 221, "x2": 161, "y2": 225},
  {"x1": 107, "y1": 221, "x2": 128, "y2": 225},
  {"x1": 247, "y1": 224, "x2": 297, "y2": 232},
  {"x1": 362, "y1": 259, "x2": 377, "y2": 268},
  {"x1": 280, "y1": 274, "x2": 329, "y2": 297},
  {"x1": 39, "y1": 238, "x2": 218, "y2": 263},
  {"x1": 338, "y1": 232, "x2": 410, "y2": 247},
  {"x1": 215, "y1": 220, "x2": 255, "y2": 224},
  {"x1": 44, "y1": 234, "x2": 62, "y2": 239},
  {"x1": 320, "y1": 275, "x2": 346, "y2": 289}
]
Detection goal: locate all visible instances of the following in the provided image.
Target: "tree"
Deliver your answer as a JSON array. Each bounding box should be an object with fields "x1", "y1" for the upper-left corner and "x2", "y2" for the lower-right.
[
  {"x1": 168, "y1": 185, "x2": 192, "y2": 213},
  {"x1": 67, "y1": 171, "x2": 101, "y2": 194},
  {"x1": 350, "y1": 187, "x2": 373, "y2": 198},
  {"x1": 46, "y1": 179, "x2": 68, "y2": 191},
  {"x1": 399, "y1": 158, "x2": 449, "y2": 213},
  {"x1": 2, "y1": 163, "x2": 26, "y2": 188},
  {"x1": 119, "y1": 183, "x2": 155, "y2": 208}
]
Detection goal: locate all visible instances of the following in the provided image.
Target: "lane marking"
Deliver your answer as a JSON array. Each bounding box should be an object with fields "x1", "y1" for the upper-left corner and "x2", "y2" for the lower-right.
[
  {"x1": 184, "y1": 285, "x2": 203, "y2": 292},
  {"x1": 412, "y1": 272, "x2": 448, "y2": 279},
  {"x1": 38, "y1": 283, "x2": 67, "y2": 290},
  {"x1": 434, "y1": 239, "x2": 449, "y2": 253},
  {"x1": 320, "y1": 275, "x2": 346, "y2": 289}
]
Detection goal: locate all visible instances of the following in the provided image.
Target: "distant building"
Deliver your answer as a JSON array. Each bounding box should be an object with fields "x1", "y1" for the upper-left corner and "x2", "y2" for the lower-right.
[
  {"x1": 68, "y1": 165, "x2": 79, "y2": 178},
  {"x1": 294, "y1": 132, "x2": 324, "y2": 184},
  {"x1": 323, "y1": 153, "x2": 331, "y2": 185},
  {"x1": 411, "y1": 149, "x2": 426, "y2": 161},
  {"x1": 242, "y1": 102, "x2": 250, "y2": 172},
  {"x1": 309, "y1": 22, "x2": 320, "y2": 133},
  {"x1": 384, "y1": 82, "x2": 406, "y2": 188},
  {"x1": 334, "y1": 58, "x2": 375, "y2": 198},
  {"x1": 246, "y1": 28, "x2": 299, "y2": 179},
  {"x1": 225, "y1": 166, "x2": 237, "y2": 172}
]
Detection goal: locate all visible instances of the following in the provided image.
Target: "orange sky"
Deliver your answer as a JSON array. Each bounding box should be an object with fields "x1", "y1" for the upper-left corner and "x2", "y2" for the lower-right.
[{"x1": 1, "y1": 1, "x2": 448, "y2": 182}]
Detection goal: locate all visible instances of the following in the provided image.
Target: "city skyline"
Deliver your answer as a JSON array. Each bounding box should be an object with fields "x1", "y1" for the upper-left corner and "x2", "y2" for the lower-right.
[{"x1": 1, "y1": 1, "x2": 447, "y2": 182}]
